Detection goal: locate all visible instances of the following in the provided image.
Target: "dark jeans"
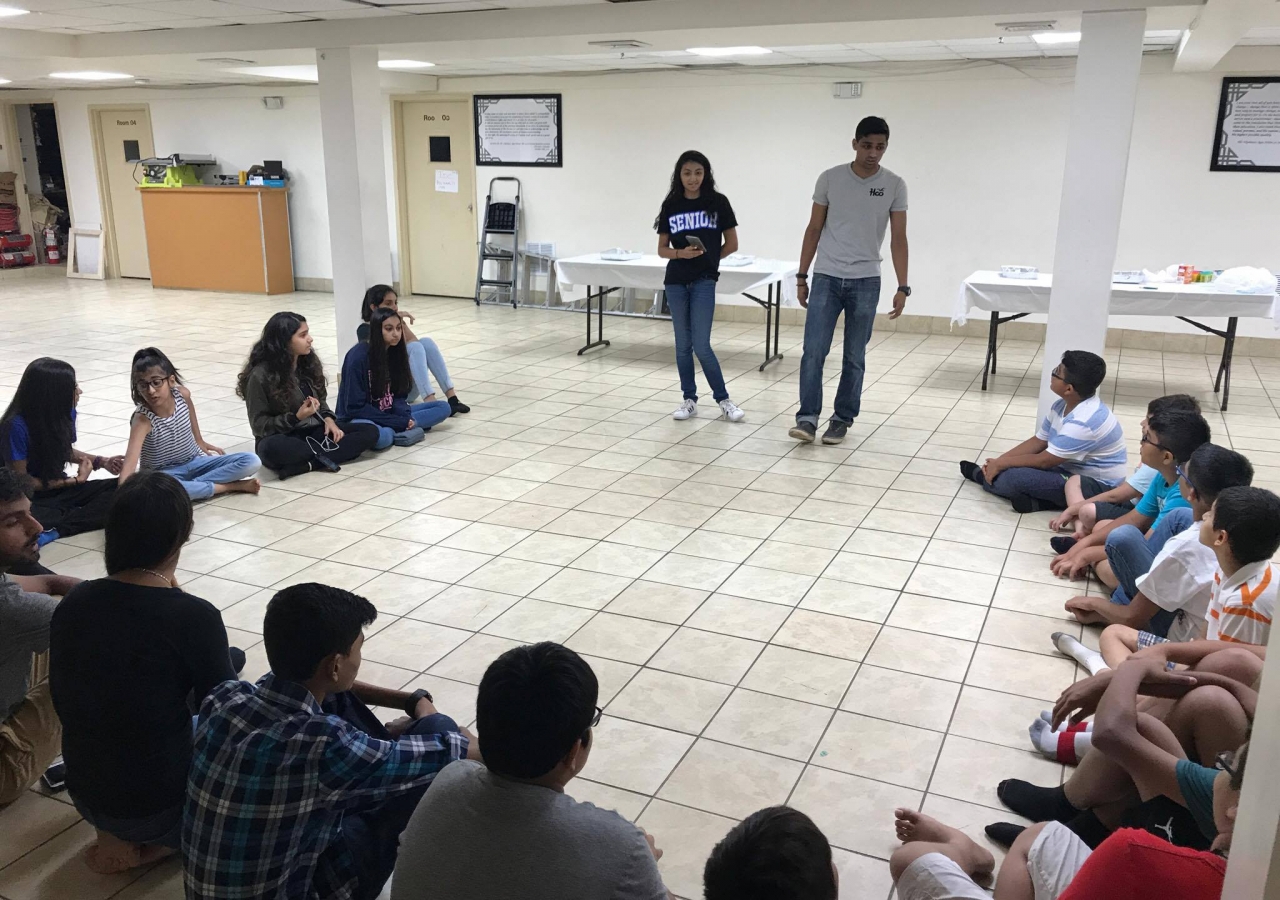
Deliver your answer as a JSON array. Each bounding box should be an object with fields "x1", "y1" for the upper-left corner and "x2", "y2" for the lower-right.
[
  {"x1": 1105, "y1": 506, "x2": 1195, "y2": 635},
  {"x1": 979, "y1": 466, "x2": 1071, "y2": 509},
  {"x1": 320, "y1": 691, "x2": 460, "y2": 900},
  {"x1": 255, "y1": 421, "x2": 380, "y2": 477},
  {"x1": 797, "y1": 274, "x2": 880, "y2": 427},
  {"x1": 1080, "y1": 475, "x2": 1136, "y2": 520},
  {"x1": 31, "y1": 478, "x2": 118, "y2": 538},
  {"x1": 73, "y1": 795, "x2": 183, "y2": 849},
  {"x1": 666, "y1": 278, "x2": 727, "y2": 403}
]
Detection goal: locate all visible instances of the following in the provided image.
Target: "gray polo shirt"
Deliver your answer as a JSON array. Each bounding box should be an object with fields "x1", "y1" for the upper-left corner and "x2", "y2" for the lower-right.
[
  {"x1": 812, "y1": 163, "x2": 908, "y2": 279},
  {"x1": 391, "y1": 760, "x2": 668, "y2": 900},
  {"x1": 0, "y1": 575, "x2": 56, "y2": 721}
]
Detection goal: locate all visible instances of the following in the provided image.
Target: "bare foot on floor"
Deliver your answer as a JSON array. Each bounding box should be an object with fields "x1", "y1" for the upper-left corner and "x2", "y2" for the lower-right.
[
  {"x1": 894, "y1": 808, "x2": 995, "y2": 878},
  {"x1": 226, "y1": 478, "x2": 262, "y2": 495}
]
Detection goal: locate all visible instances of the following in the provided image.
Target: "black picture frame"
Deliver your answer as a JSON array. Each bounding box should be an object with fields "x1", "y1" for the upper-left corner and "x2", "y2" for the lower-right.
[
  {"x1": 1210, "y1": 76, "x2": 1280, "y2": 172},
  {"x1": 474, "y1": 94, "x2": 563, "y2": 167}
]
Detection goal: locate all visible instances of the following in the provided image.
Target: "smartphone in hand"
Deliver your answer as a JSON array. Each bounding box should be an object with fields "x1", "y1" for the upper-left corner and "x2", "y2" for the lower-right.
[{"x1": 684, "y1": 236, "x2": 706, "y2": 253}]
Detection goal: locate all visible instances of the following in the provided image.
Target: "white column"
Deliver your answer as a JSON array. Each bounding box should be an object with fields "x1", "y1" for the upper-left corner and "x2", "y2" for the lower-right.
[
  {"x1": 316, "y1": 46, "x2": 393, "y2": 353},
  {"x1": 1038, "y1": 10, "x2": 1146, "y2": 419}
]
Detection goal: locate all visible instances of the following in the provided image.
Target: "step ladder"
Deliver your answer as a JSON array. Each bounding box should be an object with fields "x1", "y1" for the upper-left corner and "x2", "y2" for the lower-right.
[{"x1": 474, "y1": 177, "x2": 521, "y2": 308}]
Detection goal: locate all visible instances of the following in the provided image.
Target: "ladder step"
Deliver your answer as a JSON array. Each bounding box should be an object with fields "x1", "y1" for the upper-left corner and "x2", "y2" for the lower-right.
[
  {"x1": 478, "y1": 278, "x2": 515, "y2": 287},
  {"x1": 483, "y1": 228, "x2": 516, "y2": 235},
  {"x1": 482, "y1": 252, "x2": 513, "y2": 260}
]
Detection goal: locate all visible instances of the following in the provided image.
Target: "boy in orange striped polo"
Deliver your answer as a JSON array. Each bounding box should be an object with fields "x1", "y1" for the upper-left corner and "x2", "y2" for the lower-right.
[{"x1": 1200, "y1": 485, "x2": 1280, "y2": 645}]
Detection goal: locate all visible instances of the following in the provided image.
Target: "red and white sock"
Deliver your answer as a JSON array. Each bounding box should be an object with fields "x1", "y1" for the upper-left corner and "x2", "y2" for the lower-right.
[{"x1": 1030, "y1": 716, "x2": 1092, "y2": 764}]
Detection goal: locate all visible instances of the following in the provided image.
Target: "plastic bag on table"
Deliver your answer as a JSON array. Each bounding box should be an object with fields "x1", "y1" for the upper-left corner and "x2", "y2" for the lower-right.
[{"x1": 1213, "y1": 267, "x2": 1277, "y2": 295}]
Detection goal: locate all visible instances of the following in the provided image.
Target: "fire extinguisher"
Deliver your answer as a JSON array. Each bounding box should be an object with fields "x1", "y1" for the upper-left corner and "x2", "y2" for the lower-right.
[{"x1": 44, "y1": 228, "x2": 60, "y2": 265}]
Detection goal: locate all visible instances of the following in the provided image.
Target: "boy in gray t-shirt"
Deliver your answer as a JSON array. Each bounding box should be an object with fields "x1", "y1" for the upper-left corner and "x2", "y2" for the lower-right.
[
  {"x1": 392, "y1": 643, "x2": 669, "y2": 900},
  {"x1": 791, "y1": 115, "x2": 910, "y2": 447}
]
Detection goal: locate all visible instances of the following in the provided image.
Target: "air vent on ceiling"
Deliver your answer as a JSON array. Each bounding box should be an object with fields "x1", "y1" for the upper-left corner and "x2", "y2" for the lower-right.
[
  {"x1": 997, "y1": 21, "x2": 1056, "y2": 33},
  {"x1": 197, "y1": 57, "x2": 257, "y2": 65},
  {"x1": 587, "y1": 39, "x2": 650, "y2": 50}
]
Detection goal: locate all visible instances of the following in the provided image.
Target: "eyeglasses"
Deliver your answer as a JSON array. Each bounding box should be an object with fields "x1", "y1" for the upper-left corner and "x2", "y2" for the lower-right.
[
  {"x1": 1141, "y1": 433, "x2": 1170, "y2": 453},
  {"x1": 1175, "y1": 463, "x2": 1196, "y2": 492},
  {"x1": 1215, "y1": 749, "x2": 1239, "y2": 779},
  {"x1": 136, "y1": 377, "x2": 168, "y2": 391},
  {"x1": 1050, "y1": 368, "x2": 1066, "y2": 382},
  {"x1": 589, "y1": 706, "x2": 603, "y2": 728}
]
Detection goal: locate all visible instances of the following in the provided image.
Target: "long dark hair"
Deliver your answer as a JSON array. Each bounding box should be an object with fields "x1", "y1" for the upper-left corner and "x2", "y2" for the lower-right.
[
  {"x1": 367, "y1": 307, "x2": 412, "y2": 399},
  {"x1": 361, "y1": 284, "x2": 395, "y2": 323},
  {"x1": 235, "y1": 312, "x2": 326, "y2": 409},
  {"x1": 105, "y1": 470, "x2": 193, "y2": 575},
  {"x1": 654, "y1": 149, "x2": 718, "y2": 230},
  {"x1": 0, "y1": 357, "x2": 77, "y2": 481},
  {"x1": 130, "y1": 347, "x2": 183, "y2": 407}
]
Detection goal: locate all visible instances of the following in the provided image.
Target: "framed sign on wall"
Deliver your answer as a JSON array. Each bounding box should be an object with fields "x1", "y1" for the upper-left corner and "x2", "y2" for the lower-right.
[
  {"x1": 474, "y1": 94, "x2": 563, "y2": 167},
  {"x1": 1211, "y1": 77, "x2": 1280, "y2": 172}
]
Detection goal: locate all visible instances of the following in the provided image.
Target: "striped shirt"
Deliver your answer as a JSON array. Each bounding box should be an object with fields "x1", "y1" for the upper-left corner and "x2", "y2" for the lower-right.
[
  {"x1": 1036, "y1": 395, "x2": 1128, "y2": 484},
  {"x1": 1207, "y1": 560, "x2": 1275, "y2": 645},
  {"x1": 137, "y1": 388, "x2": 204, "y2": 470}
]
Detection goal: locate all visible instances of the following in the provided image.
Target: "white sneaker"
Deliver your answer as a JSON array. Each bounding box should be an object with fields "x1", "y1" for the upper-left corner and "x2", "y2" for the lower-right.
[
  {"x1": 672, "y1": 399, "x2": 697, "y2": 420},
  {"x1": 718, "y1": 399, "x2": 746, "y2": 422}
]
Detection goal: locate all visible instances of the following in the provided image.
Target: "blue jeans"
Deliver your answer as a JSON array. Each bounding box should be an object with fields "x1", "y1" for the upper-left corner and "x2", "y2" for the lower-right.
[
  {"x1": 407, "y1": 337, "x2": 454, "y2": 400},
  {"x1": 1105, "y1": 506, "x2": 1195, "y2": 632},
  {"x1": 981, "y1": 466, "x2": 1072, "y2": 509},
  {"x1": 355, "y1": 400, "x2": 452, "y2": 450},
  {"x1": 666, "y1": 278, "x2": 727, "y2": 403},
  {"x1": 73, "y1": 796, "x2": 183, "y2": 849},
  {"x1": 159, "y1": 452, "x2": 261, "y2": 502},
  {"x1": 797, "y1": 274, "x2": 880, "y2": 426},
  {"x1": 319, "y1": 691, "x2": 460, "y2": 900}
]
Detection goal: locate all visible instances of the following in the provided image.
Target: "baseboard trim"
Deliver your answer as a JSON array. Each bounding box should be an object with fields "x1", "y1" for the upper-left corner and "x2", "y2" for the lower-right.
[{"x1": 293, "y1": 277, "x2": 333, "y2": 292}]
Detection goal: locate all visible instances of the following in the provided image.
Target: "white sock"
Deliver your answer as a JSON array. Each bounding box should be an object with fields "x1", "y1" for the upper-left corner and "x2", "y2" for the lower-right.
[
  {"x1": 1030, "y1": 717, "x2": 1093, "y2": 765},
  {"x1": 1039, "y1": 710, "x2": 1094, "y2": 730},
  {"x1": 1052, "y1": 631, "x2": 1110, "y2": 676}
]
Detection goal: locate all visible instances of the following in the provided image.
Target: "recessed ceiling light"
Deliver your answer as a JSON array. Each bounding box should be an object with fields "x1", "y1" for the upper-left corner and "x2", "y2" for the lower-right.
[
  {"x1": 0, "y1": 78, "x2": 11, "y2": 85},
  {"x1": 998, "y1": 20, "x2": 1055, "y2": 33},
  {"x1": 379, "y1": 59, "x2": 435, "y2": 70},
  {"x1": 228, "y1": 65, "x2": 318, "y2": 81},
  {"x1": 1033, "y1": 32, "x2": 1081, "y2": 45},
  {"x1": 0, "y1": 6, "x2": 29, "y2": 16},
  {"x1": 686, "y1": 46, "x2": 772, "y2": 57},
  {"x1": 49, "y1": 71, "x2": 133, "y2": 81}
]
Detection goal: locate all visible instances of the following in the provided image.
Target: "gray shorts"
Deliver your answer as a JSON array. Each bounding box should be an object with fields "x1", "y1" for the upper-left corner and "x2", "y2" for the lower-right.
[{"x1": 897, "y1": 823, "x2": 1091, "y2": 900}]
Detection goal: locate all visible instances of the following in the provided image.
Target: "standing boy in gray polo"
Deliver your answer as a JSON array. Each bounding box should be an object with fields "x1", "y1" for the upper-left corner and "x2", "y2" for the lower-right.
[{"x1": 790, "y1": 116, "x2": 910, "y2": 445}]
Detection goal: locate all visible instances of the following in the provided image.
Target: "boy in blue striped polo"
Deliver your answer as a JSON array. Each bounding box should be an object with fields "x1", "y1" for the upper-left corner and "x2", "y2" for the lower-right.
[{"x1": 961, "y1": 350, "x2": 1126, "y2": 514}]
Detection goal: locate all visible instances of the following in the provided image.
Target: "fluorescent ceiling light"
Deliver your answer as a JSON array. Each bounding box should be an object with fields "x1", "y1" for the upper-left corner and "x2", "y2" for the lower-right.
[
  {"x1": 49, "y1": 71, "x2": 133, "y2": 81},
  {"x1": 0, "y1": 6, "x2": 29, "y2": 16},
  {"x1": 1033, "y1": 32, "x2": 1081, "y2": 45},
  {"x1": 229, "y1": 65, "x2": 318, "y2": 81},
  {"x1": 0, "y1": 78, "x2": 10, "y2": 85},
  {"x1": 379, "y1": 59, "x2": 434, "y2": 70},
  {"x1": 686, "y1": 46, "x2": 772, "y2": 57}
]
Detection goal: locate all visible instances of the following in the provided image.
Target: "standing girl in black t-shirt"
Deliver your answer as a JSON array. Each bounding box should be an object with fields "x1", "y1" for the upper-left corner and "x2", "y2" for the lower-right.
[{"x1": 654, "y1": 151, "x2": 746, "y2": 423}]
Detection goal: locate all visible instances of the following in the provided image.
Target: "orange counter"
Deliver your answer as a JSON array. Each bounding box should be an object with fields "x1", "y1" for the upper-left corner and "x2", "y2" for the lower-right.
[{"x1": 138, "y1": 186, "x2": 294, "y2": 295}]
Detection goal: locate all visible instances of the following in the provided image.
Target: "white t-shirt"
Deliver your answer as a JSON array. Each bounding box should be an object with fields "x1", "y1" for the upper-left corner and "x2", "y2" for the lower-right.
[
  {"x1": 1207, "y1": 560, "x2": 1277, "y2": 646},
  {"x1": 1135, "y1": 523, "x2": 1217, "y2": 643},
  {"x1": 1127, "y1": 464, "x2": 1158, "y2": 494}
]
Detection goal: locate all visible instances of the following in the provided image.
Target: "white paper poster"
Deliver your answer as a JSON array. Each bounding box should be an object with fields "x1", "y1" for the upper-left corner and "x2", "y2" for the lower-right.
[
  {"x1": 435, "y1": 170, "x2": 459, "y2": 193},
  {"x1": 1213, "y1": 78, "x2": 1280, "y2": 172},
  {"x1": 474, "y1": 95, "x2": 562, "y2": 167}
]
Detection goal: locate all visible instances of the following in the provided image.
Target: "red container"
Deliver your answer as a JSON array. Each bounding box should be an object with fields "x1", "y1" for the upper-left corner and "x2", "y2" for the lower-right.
[
  {"x1": 0, "y1": 233, "x2": 33, "y2": 251},
  {"x1": 0, "y1": 248, "x2": 36, "y2": 268}
]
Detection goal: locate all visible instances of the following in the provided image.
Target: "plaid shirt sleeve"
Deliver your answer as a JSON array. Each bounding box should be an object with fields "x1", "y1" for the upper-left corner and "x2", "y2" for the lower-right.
[{"x1": 319, "y1": 722, "x2": 469, "y2": 809}]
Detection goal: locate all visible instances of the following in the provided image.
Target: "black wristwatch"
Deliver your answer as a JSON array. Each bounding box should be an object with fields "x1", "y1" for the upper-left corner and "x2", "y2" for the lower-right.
[
  {"x1": 404, "y1": 688, "x2": 433, "y2": 718},
  {"x1": 897, "y1": 285, "x2": 912, "y2": 297}
]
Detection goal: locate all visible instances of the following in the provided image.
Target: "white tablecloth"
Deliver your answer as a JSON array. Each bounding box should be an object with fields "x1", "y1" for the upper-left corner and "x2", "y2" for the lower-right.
[
  {"x1": 556, "y1": 253, "x2": 799, "y2": 307},
  {"x1": 953, "y1": 270, "x2": 1279, "y2": 328}
]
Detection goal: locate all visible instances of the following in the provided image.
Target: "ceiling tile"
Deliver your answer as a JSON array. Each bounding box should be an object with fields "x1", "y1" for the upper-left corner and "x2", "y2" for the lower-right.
[{"x1": 229, "y1": 0, "x2": 364, "y2": 12}]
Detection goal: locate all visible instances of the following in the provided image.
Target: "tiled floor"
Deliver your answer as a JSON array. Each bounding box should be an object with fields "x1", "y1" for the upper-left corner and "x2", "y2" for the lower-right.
[{"x1": 2, "y1": 269, "x2": 1278, "y2": 900}]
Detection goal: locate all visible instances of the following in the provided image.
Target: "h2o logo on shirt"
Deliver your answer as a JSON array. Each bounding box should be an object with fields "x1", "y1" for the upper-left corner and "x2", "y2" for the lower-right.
[{"x1": 869, "y1": 187, "x2": 885, "y2": 197}]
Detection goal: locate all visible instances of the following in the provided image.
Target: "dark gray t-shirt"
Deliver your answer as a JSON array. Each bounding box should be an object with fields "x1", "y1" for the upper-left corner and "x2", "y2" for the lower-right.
[
  {"x1": 0, "y1": 575, "x2": 56, "y2": 720},
  {"x1": 813, "y1": 163, "x2": 908, "y2": 279},
  {"x1": 391, "y1": 760, "x2": 668, "y2": 900}
]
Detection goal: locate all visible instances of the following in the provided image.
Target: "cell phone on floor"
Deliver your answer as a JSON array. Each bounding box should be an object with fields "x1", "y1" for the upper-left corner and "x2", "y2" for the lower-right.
[
  {"x1": 41, "y1": 757, "x2": 66, "y2": 793},
  {"x1": 684, "y1": 235, "x2": 706, "y2": 253}
]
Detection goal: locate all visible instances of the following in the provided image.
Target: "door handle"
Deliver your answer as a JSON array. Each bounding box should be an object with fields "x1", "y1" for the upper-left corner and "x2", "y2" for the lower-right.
[{"x1": 468, "y1": 203, "x2": 473, "y2": 212}]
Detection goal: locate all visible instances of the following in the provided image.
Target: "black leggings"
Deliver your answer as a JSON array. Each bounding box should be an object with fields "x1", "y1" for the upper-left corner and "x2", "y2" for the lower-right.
[
  {"x1": 256, "y1": 422, "x2": 381, "y2": 477},
  {"x1": 31, "y1": 479, "x2": 118, "y2": 538}
]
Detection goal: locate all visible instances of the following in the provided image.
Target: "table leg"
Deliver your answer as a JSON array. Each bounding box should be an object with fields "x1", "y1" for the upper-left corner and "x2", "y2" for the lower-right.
[
  {"x1": 982, "y1": 311, "x2": 998, "y2": 391},
  {"x1": 1216, "y1": 317, "x2": 1238, "y2": 411},
  {"x1": 744, "y1": 287, "x2": 784, "y2": 371},
  {"x1": 577, "y1": 285, "x2": 613, "y2": 356},
  {"x1": 773, "y1": 281, "x2": 782, "y2": 365}
]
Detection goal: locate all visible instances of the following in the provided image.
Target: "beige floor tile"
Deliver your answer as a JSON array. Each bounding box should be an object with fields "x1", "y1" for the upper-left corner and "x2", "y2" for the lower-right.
[
  {"x1": 376, "y1": 512, "x2": 471, "y2": 544},
  {"x1": 643, "y1": 554, "x2": 737, "y2": 592},
  {"x1": 214, "y1": 515, "x2": 310, "y2": 547},
  {"x1": 570, "y1": 541, "x2": 664, "y2": 578},
  {"x1": 822, "y1": 552, "x2": 916, "y2": 590},
  {"x1": 920, "y1": 538, "x2": 1008, "y2": 576},
  {"x1": 574, "y1": 490, "x2": 656, "y2": 517},
  {"x1": 648, "y1": 628, "x2": 763, "y2": 684},
  {"x1": 209, "y1": 547, "x2": 313, "y2": 587},
  {"x1": 948, "y1": 685, "x2": 1052, "y2": 752},
  {"x1": 841, "y1": 664, "x2": 961, "y2": 731},
  {"x1": 606, "y1": 668, "x2": 731, "y2": 733},
  {"x1": 318, "y1": 503, "x2": 413, "y2": 534},
  {"x1": 744, "y1": 540, "x2": 836, "y2": 576},
  {"x1": 671, "y1": 530, "x2": 762, "y2": 564},
  {"x1": 405, "y1": 584, "x2": 519, "y2": 630},
  {"x1": 864, "y1": 626, "x2": 975, "y2": 682},
  {"x1": 813, "y1": 711, "x2": 945, "y2": 790},
  {"x1": 832, "y1": 846, "x2": 895, "y2": 900},
  {"x1": 965, "y1": 644, "x2": 1078, "y2": 702},
  {"x1": 980, "y1": 608, "x2": 1080, "y2": 655},
  {"x1": 360, "y1": 617, "x2": 471, "y2": 670},
  {"x1": 703, "y1": 508, "x2": 784, "y2": 539},
  {"x1": 356, "y1": 572, "x2": 449, "y2": 616},
  {"x1": 768, "y1": 518, "x2": 854, "y2": 551},
  {"x1": 657, "y1": 738, "x2": 803, "y2": 819},
  {"x1": 460, "y1": 556, "x2": 561, "y2": 595},
  {"x1": 266, "y1": 493, "x2": 357, "y2": 524},
  {"x1": 267, "y1": 523, "x2": 365, "y2": 559},
  {"x1": 717, "y1": 565, "x2": 814, "y2": 604},
  {"x1": 440, "y1": 522, "x2": 534, "y2": 555},
  {"x1": 637, "y1": 800, "x2": 736, "y2": 900},
  {"x1": 858, "y1": 508, "x2": 941, "y2": 537},
  {"x1": 887, "y1": 593, "x2": 988, "y2": 641},
  {"x1": 503, "y1": 531, "x2": 598, "y2": 566},
  {"x1": 181, "y1": 574, "x2": 261, "y2": 610},
  {"x1": 773, "y1": 609, "x2": 880, "y2": 661},
  {"x1": 0, "y1": 820, "x2": 152, "y2": 900},
  {"x1": 482, "y1": 597, "x2": 596, "y2": 643},
  {"x1": 798, "y1": 579, "x2": 899, "y2": 623},
  {"x1": 685, "y1": 593, "x2": 791, "y2": 640},
  {"x1": 393, "y1": 546, "x2": 493, "y2": 583},
  {"x1": 604, "y1": 580, "x2": 708, "y2": 625},
  {"x1": 0, "y1": 793, "x2": 82, "y2": 869},
  {"x1": 841, "y1": 528, "x2": 928, "y2": 562},
  {"x1": 566, "y1": 612, "x2": 676, "y2": 664},
  {"x1": 789, "y1": 766, "x2": 923, "y2": 860},
  {"x1": 586, "y1": 717, "x2": 694, "y2": 794},
  {"x1": 565, "y1": 778, "x2": 649, "y2": 822},
  {"x1": 428, "y1": 633, "x2": 525, "y2": 683},
  {"x1": 704, "y1": 688, "x2": 833, "y2": 760},
  {"x1": 932, "y1": 516, "x2": 1016, "y2": 549},
  {"x1": 929, "y1": 734, "x2": 1062, "y2": 809},
  {"x1": 904, "y1": 564, "x2": 998, "y2": 606},
  {"x1": 543, "y1": 509, "x2": 628, "y2": 539},
  {"x1": 790, "y1": 498, "x2": 871, "y2": 527},
  {"x1": 327, "y1": 535, "x2": 428, "y2": 570},
  {"x1": 178, "y1": 536, "x2": 258, "y2": 574},
  {"x1": 531, "y1": 567, "x2": 633, "y2": 609}
]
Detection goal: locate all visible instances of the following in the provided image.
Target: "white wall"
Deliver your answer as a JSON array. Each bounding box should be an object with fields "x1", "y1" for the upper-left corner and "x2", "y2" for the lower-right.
[
  {"x1": 440, "y1": 52, "x2": 1280, "y2": 336},
  {"x1": 53, "y1": 85, "x2": 332, "y2": 280}
]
